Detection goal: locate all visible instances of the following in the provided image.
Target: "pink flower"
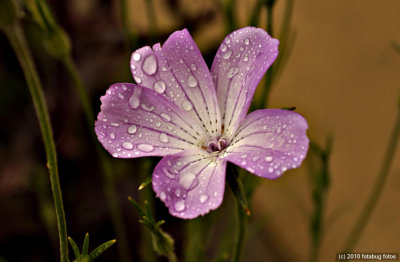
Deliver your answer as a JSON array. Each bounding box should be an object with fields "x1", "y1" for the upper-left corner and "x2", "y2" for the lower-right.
[{"x1": 95, "y1": 27, "x2": 309, "y2": 219}]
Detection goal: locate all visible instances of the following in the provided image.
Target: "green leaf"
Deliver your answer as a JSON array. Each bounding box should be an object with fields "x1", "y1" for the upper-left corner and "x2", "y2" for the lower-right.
[
  {"x1": 82, "y1": 233, "x2": 89, "y2": 256},
  {"x1": 68, "y1": 236, "x2": 81, "y2": 258},
  {"x1": 138, "y1": 175, "x2": 152, "y2": 190},
  {"x1": 89, "y1": 240, "x2": 116, "y2": 260}
]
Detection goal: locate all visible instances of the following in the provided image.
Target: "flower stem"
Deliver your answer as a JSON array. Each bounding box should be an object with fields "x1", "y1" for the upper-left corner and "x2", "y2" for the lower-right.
[
  {"x1": 61, "y1": 55, "x2": 131, "y2": 262},
  {"x1": 3, "y1": 23, "x2": 68, "y2": 262},
  {"x1": 342, "y1": 101, "x2": 400, "y2": 252},
  {"x1": 232, "y1": 202, "x2": 246, "y2": 262}
]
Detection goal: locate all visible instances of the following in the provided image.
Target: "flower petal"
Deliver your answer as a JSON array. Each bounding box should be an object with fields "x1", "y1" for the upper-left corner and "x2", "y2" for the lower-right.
[
  {"x1": 211, "y1": 27, "x2": 279, "y2": 138},
  {"x1": 223, "y1": 109, "x2": 309, "y2": 179},
  {"x1": 152, "y1": 149, "x2": 227, "y2": 219},
  {"x1": 130, "y1": 29, "x2": 221, "y2": 139},
  {"x1": 95, "y1": 83, "x2": 207, "y2": 158}
]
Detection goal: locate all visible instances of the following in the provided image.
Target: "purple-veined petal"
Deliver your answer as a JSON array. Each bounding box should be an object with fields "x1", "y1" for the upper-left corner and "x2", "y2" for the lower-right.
[
  {"x1": 152, "y1": 149, "x2": 227, "y2": 219},
  {"x1": 95, "y1": 83, "x2": 208, "y2": 158},
  {"x1": 211, "y1": 27, "x2": 279, "y2": 139},
  {"x1": 130, "y1": 29, "x2": 221, "y2": 139},
  {"x1": 223, "y1": 109, "x2": 309, "y2": 179}
]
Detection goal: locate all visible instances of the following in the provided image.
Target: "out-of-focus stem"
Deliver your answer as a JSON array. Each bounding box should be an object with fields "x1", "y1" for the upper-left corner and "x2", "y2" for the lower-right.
[
  {"x1": 260, "y1": 0, "x2": 275, "y2": 109},
  {"x1": 61, "y1": 55, "x2": 131, "y2": 262},
  {"x1": 342, "y1": 101, "x2": 400, "y2": 252},
  {"x1": 232, "y1": 202, "x2": 246, "y2": 262},
  {"x1": 119, "y1": 0, "x2": 137, "y2": 50},
  {"x1": 224, "y1": 0, "x2": 237, "y2": 33},
  {"x1": 4, "y1": 23, "x2": 68, "y2": 262},
  {"x1": 144, "y1": 0, "x2": 158, "y2": 42}
]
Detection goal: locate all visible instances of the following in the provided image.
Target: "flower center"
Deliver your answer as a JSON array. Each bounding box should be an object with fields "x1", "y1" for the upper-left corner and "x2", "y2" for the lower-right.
[{"x1": 205, "y1": 137, "x2": 229, "y2": 153}]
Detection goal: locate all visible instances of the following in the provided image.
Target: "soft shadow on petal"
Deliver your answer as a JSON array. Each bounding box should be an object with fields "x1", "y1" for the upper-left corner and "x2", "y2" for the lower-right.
[
  {"x1": 95, "y1": 83, "x2": 205, "y2": 158},
  {"x1": 223, "y1": 109, "x2": 309, "y2": 179},
  {"x1": 211, "y1": 27, "x2": 279, "y2": 139},
  {"x1": 130, "y1": 29, "x2": 221, "y2": 138},
  {"x1": 152, "y1": 149, "x2": 227, "y2": 219}
]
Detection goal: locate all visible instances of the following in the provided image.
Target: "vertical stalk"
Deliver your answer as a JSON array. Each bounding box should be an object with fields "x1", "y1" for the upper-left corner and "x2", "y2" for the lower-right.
[
  {"x1": 342, "y1": 104, "x2": 400, "y2": 252},
  {"x1": 61, "y1": 55, "x2": 131, "y2": 262},
  {"x1": 3, "y1": 24, "x2": 68, "y2": 261},
  {"x1": 231, "y1": 203, "x2": 246, "y2": 262},
  {"x1": 260, "y1": 0, "x2": 276, "y2": 109}
]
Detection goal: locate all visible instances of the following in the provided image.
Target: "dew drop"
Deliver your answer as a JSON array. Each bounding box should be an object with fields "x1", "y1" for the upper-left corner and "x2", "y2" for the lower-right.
[
  {"x1": 244, "y1": 38, "x2": 250, "y2": 45},
  {"x1": 160, "y1": 113, "x2": 171, "y2": 122},
  {"x1": 133, "y1": 76, "x2": 142, "y2": 84},
  {"x1": 265, "y1": 156, "x2": 273, "y2": 162},
  {"x1": 190, "y1": 64, "x2": 197, "y2": 71},
  {"x1": 141, "y1": 103, "x2": 155, "y2": 112},
  {"x1": 118, "y1": 93, "x2": 124, "y2": 99},
  {"x1": 220, "y1": 44, "x2": 227, "y2": 52},
  {"x1": 129, "y1": 96, "x2": 140, "y2": 109},
  {"x1": 182, "y1": 100, "x2": 193, "y2": 111},
  {"x1": 162, "y1": 167, "x2": 175, "y2": 179},
  {"x1": 179, "y1": 172, "x2": 196, "y2": 190},
  {"x1": 109, "y1": 132, "x2": 115, "y2": 139},
  {"x1": 243, "y1": 56, "x2": 249, "y2": 62},
  {"x1": 223, "y1": 50, "x2": 232, "y2": 59},
  {"x1": 153, "y1": 80, "x2": 166, "y2": 94},
  {"x1": 175, "y1": 200, "x2": 185, "y2": 212},
  {"x1": 132, "y1": 52, "x2": 141, "y2": 61},
  {"x1": 122, "y1": 142, "x2": 133, "y2": 150},
  {"x1": 268, "y1": 167, "x2": 274, "y2": 173},
  {"x1": 128, "y1": 125, "x2": 137, "y2": 134},
  {"x1": 155, "y1": 121, "x2": 161, "y2": 127},
  {"x1": 187, "y1": 75, "x2": 198, "y2": 87},
  {"x1": 160, "y1": 192, "x2": 166, "y2": 201},
  {"x1": 137, "y1": 144, "x2": 154, "y2": 152},
  {"x1": 159, "y1": 133, "x2": 169, "y2": 143},
  {"x1": 111, "y1": 122, "x2": 119, "y2": 127},
  {"x1": 112, "y1": 153, "x2": 119, "y2": 157},
  {"x1": 142, "y1": 54, "x2": 157, "y2": 75},
  {"x1": 227, "y1": 67, "x2": 239, "y2": 78},
  {"x1": 200, "y1": 194, "x2": 209, "y2": 203}
]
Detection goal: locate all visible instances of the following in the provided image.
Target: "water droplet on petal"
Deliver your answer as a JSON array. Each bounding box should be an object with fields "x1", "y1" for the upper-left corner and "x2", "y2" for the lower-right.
[
  {"x1": 134, "y1": 76, "x2": 142, "y2": 84},
  {"x1": 112, "y1": 153, "x2": 119, "y2": 157},
  {"x1": 227, "y1": 67, "x2": 239, "y2": 78},
  {"x1": 190, "y1": 64, "x2": 197, "y2": 71},
  {"x1": 265, "y1": 156, "x2": 273, "y2": 162},
  {"x1": 160, "y1": 191, "x2": 166, "y2": 201},
  {"x1": 175, "y1": 200, "x2": 185, "y2": 212},
  {"x1": 142, "y1": 54, "x2": 157, "y2": 75},
  {"x1": 118, "y1": 93, "x2": 124, "y2": 99},
  {"x1": 200, "y1": 194, "x2": 209, "y2": 203},
  {"x1": 111, "y1": 122, "x2": 119, "y2": 127},
  {"x1": 132, "y1": 52, "x2": 141, "y2": 61},
  {"x1": 244, "y1": 38, "x2": 250, "y2": 45},
  {"x1": 153, "y1": 80, "x2": 166, "y2": 94},
  {"x1": 221, "y1": 44, "x2": 227, "y2": 52},
  {"x1": 160, "y1": 113, "x2": 171, "y2": 122},
  {"x1": 223, "y1": 50, "x2": 232, "y2": 59},
  {"x1": 129, "y1": 96, "x2": 140, "y2": 109},
  {"x1": 162, "y1": 167, "x2": 176, "y2": 179},
  {"x1": 110, "y1": 132, "x2": 115, "y2": 139},
  {"x1": 187, "y1": 75, "x2": 198, "y2": 87},
  {"x1": 268, "y1": 167, "x2": 274, "y2": 173},
  {"x1": 141, "y1": 103, "x2": 155, "y2": 112},
  {"x1": 155, "y1": 121, "x2": 161, "y2": 127},
  {"x1": 179, "y1": 172, "x2": 196, "y2": 190},
  {"x1": 128, "y1": 125, "x2": 137, "y2": 134},
  {"x1": 137, "y1": 144, "x2": 154, "y2": 152},
  {"x1": 243, "y1": 56, "x2": 249, "y2": 62},
  {"x1": 122, "y1": 142, "x2": 133, "y2": 150},
  {"x1": 159, "y1": 133, "x2": 169, "y2": 143},
  {"x1": 182, "y1": 100, "x2": 193, "y2": 111}
]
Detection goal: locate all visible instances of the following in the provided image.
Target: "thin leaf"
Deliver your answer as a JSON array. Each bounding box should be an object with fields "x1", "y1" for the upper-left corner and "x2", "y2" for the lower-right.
[
  {"x1": 82, "y1": 233, "x2": 89, "y2": 256},
  {"x1": 89, "y1": 240, "x2": 116, "y2": 260},
  {"x1": 138, "y1": 175, "x2": 152, "y2": 190},
  {"x1": 128, "y1": 196, "x2": 146, "y2": 218},
  {"x1": 68, "y1": 236, "x2": 81, "y2": 257}
]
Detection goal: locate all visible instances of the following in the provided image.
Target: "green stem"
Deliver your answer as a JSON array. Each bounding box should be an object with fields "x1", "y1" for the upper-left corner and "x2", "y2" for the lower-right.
[
  {"x1": 225, "y1": 0, "x2": 236, "y2": 33},
  {"x1": 260, "y1": 0, "x2": 275, "y2": 109},
  {"x1": 232, "y1": 202, "x2": 246, "y2": 262},
  {"x1": 4, "y1": 23, "x2": 68, "y2": 261},
  {"x1": 61, "y1": 55, "x2": 131, "y2": 262},
  {"x1": 119, "y1": 0, "x2": 137, "y2": 50},
  {"x1": 144, "y1": 0, "x2": 158, "y2": 42},
  {"x1": 342, "y1": 105, "x2": 400, "y2": 252}
]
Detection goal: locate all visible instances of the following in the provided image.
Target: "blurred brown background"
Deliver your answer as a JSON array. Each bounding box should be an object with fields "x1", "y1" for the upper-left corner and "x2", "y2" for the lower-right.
[{"x1": 0, "y1": 0, "x2": 399, "y2": 261}]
